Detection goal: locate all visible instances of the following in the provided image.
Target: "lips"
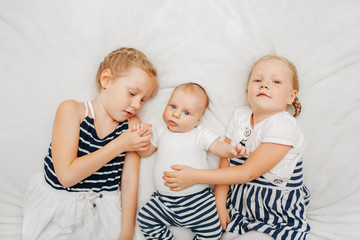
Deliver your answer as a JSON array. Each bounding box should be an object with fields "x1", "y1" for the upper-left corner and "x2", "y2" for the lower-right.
[
  {"x1": 124, "y1": 110, "x2": 133, "y2": 116},
  {"x1": 169, "y1": 120, "x2": 177, "y2": 126},
  {"x1": 257, "y1": 92, "x2": 270, "y2": 98}
]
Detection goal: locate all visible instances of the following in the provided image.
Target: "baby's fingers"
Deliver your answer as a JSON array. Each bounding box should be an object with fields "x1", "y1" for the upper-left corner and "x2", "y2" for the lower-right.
[
  {"x1": 239, "y1": 146, "x2": 247, "y2": 156},
  {"x1": 245, "y1": 147, "x2": 252, "y2": 156}
]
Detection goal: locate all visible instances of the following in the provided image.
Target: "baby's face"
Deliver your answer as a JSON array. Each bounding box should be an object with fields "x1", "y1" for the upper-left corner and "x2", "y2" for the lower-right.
[{"x1": 163, "y1": 89, "x2": 206, "y2": 133}]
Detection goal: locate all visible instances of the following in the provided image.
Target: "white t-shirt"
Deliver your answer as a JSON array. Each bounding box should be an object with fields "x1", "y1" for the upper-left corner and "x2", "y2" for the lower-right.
[
  {"x1": 151, "y1": 123, "x2": 219, "y2": 196},
  {"x1": 226, "y1": 106, "x2": 306, "y2": 187}
]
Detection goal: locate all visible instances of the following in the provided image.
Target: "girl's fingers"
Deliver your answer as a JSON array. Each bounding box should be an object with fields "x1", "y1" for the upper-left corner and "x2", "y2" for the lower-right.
[
  {"x1": 171, "y1": 165, "x2": 184, "y2": 171},
  {"x1": 164, "y1": 182, "x2": 179, "y2": 188},
  {"x1": 221, "y1": 222, "x2": 226, "y2": 230},
  {"x1": 163, "y1": 171, "x2": 176, "y2": 177},
  {"x1": 162, "y1": 175, "x2": 173, "y2": 182}
]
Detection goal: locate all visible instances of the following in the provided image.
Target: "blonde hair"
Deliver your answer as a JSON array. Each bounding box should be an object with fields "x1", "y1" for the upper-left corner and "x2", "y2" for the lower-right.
[
  {"x1": 174, "y1": 82, "x2": 209, "y2": 113},
  {"x1": 247, "y1": 55, "x2": 302, "y2": 117},
  {"x1": 96, "y1": 47, "x2": 158, "y2": 97}
]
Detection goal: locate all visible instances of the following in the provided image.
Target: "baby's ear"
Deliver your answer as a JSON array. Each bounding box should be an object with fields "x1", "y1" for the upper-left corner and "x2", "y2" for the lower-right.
[
  {"x1": 100, "y1": 69, "x2": 113, "y2": 89},
  {"x1": 199, "y1": 114, "x2": 204, "y2": 121}
]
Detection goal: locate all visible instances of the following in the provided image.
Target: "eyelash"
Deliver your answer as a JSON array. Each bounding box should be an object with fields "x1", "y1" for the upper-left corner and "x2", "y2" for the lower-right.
[
  {"x1": 253, "y1": 79, "x2": 281, "y2": 84},
  {"x1": 170, "y1": 105, "x2": 190, "y2": 115}
]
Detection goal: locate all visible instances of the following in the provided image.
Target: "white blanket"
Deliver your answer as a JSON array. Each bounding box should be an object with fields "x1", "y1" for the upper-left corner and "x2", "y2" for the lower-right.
[{"x1": 1, "y1": 1, "x2": 360, "y2": 239}]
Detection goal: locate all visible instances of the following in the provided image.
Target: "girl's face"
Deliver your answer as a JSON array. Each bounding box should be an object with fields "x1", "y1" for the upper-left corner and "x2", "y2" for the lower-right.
[
  {"x1": 163, "y1": 89, "x2": 205, "y2": 133},
  {"x1": 247, "y1": 59, "x2": 297, "y2": 115},
  {"x1": 101, "y1": 67, "x2": 156, "y2": 122}
]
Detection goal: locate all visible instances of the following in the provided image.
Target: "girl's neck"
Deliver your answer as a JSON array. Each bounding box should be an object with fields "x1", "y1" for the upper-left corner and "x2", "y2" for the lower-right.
[
  {"x1": 250, "y1": 109, "x2": 284, "y2": 128},
  {"x1": 91, "y1": 97, "x2": 119, "y2": 139}
]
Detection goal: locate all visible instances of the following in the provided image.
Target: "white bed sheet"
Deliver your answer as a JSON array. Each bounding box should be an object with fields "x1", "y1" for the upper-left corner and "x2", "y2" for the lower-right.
[{"x1": 1, "y1": 0, "x2": 360, "y2": 239}]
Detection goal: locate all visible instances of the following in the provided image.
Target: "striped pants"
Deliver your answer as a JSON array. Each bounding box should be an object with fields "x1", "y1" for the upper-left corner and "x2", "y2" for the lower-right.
[{"x1": 137, "y1": 188, "x2": 222, "y2": 240}]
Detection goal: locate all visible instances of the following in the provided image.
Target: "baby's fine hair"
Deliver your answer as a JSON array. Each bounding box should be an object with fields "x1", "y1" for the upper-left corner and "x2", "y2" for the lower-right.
[
  {"x1": 174, "y1": 82, "x2": 209, "y2": 113},
  {"x1": 96, "y1": 47, "x2": 158, "y2": 97},
  {"x1": 247, "y1": 55, "x2": 302, "y2": 117}
]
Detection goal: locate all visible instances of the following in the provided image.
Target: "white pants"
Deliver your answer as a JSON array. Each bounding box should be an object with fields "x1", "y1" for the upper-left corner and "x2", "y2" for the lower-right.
[
  {"x1": 222, "y1": 231, "x2": 274, "y2": 240},
  {"x1": 22, "y1": 173, "x2": 123, "y2": 240}
]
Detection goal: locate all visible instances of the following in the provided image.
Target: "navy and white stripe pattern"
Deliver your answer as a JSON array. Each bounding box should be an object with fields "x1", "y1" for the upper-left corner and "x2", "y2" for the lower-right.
[
  {"x1": 137, "y1": 188, "x2": 222, "y2": 240},
  {"x1": 226, "y1": 154, "x2": 311, "y2": 240},
  {"x1": 44, "y1": 110, "x2": 128, "y2": 193}
]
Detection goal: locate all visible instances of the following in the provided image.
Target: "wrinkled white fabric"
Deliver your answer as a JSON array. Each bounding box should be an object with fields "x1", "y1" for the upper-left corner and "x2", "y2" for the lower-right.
[
  {"x1": 1, "y1": 1, "x2": 360, "y2": 240},
  {"x1": 22, "y1": 173, "x2": 122, "y2": 240}
]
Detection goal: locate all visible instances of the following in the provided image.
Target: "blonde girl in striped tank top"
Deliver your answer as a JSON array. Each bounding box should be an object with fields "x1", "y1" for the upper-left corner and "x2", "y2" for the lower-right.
[
  {"x1": 22, "y1": 47, "x2": 158, "y2": 240},
  {"x1": 163, "y1": 55, "x2": 310, "y2": 240}
]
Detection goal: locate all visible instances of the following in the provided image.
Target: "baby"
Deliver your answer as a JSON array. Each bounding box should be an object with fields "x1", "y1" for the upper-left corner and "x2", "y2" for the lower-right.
[{"x1": 136, "y1": 82, "x2": 251, "y2": 240}]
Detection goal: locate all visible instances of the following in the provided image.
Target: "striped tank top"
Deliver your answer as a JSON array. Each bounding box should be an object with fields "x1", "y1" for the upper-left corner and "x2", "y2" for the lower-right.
[{"x1": 44, "y1": 101, "x2": 128, "y2": 192}]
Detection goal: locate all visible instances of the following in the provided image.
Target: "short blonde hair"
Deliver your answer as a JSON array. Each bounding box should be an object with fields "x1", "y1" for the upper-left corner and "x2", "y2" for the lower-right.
[
  {"x1": 96, "y1": 47, "x2": 158, "y2": 97},
  {"x1": 247, "y1": 55, "x2": 301, "y2": 117},
  {"x1": 174, "y1": 82, "x2": 209, "y2": 114}
]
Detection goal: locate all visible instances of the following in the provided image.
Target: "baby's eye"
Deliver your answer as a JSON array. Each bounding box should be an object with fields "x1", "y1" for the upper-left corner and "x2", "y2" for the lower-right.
[
  {"x1": 184, "y1": 111, "x2": 190, "y2": 116},
  {"x1": 171, "y1": 105, "x2": 176, "y2": 109},
  {"x1": 129, "y1": 91, "x2": 136, "y2": 96},
  {"x1": 273, "y1": 80, "x2": 281, "y2": 84},
  {"x1": 254, "y1": 79, "x2": 261, "y2": 83}
]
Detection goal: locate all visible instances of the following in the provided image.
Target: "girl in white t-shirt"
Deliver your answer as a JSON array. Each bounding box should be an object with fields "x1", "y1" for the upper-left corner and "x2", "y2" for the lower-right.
[{"x1": 163, "y1": 56, "x2": 311, "y2": 240}]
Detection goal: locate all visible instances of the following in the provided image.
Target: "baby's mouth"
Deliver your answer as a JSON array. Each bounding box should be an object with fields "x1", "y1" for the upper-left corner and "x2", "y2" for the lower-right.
[{"x1": 169, "y1": 120, "x2": 177, "y2": 126}]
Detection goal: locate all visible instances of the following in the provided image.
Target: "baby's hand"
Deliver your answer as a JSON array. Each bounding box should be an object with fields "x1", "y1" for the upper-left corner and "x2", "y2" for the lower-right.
[
  {"x1": 230, "y1": 144, "x2": 252, "y2": 158},
  {"x1": 131, "y1": 123, "x2": 152, "y2": 137}
]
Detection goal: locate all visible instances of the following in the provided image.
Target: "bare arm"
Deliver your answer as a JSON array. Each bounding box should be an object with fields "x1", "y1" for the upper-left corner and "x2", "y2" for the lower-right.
[
  {"x1": 118, "y1": 150, "x2": 140, "y2": 240},
  {"x1": 136, "y1": 143, "x2": 157, "y2": 157},
  {"x1": 214, "y1": 138, "x2": 231, "y2": 230},
  {"x1": 164, "y1": 142, "x2": 292, "y2": 190},
  {"x1": 52, "y1": 100, "x2": 152, "y2": 187}
]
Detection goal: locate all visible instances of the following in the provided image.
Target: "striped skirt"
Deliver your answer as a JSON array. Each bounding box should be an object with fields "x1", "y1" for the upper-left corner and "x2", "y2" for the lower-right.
[
  {"x1": 137, "y1": 188, "x2": 222, "y2": 240},
  {"x1": 226, "y1": 158, "x2": 311, "y2": 240}
]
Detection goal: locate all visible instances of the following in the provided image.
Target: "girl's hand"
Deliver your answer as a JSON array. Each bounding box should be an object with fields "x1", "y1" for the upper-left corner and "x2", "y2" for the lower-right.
[
  {"x1": 163, "y1": 165, "x2": 196, "y2": 191},
  {"x1": 230, "y1": 144, "x2": 252, "y2": 158},
  {"x1": 216, "y1": 204, "x2": 230, "y2": 230},
  {"x1": 118, "y1": 128, "x2": 152, "y2": 152}
]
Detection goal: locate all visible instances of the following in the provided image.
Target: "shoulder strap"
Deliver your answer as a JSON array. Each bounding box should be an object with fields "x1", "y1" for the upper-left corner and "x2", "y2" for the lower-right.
[
  {"x1": 84, "y1": 101, "x2": 89, "y2": 117},
  {"x1": 87, "y1": 101, "x2": 95, "y2": 119}
]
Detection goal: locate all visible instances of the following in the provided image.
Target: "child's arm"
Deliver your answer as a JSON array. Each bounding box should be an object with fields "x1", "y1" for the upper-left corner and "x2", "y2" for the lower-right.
[
  {"x1": 119, "y1": 151, "x2": 139, "y2": 240},
  {"x1": 208, "y1": 139, "x2": 251, "y2": 159},
  {"x1": 163, "y1": 142, "x2": 292, "y2": 191},
  {"x1": 51, "y1": 100, "x2": 152, "y2": 188},
  {"x1": 214, "y1": 138, "x2": 231, "y2": 230},
  {"x1": 119, "y1": 115, "x2": 142, "y2": 239},
  {"x1": 137, "y1": 143, "x2": 157, "y2": 157}
]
